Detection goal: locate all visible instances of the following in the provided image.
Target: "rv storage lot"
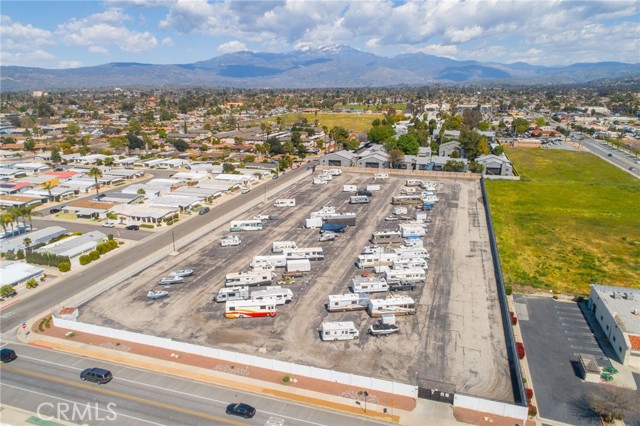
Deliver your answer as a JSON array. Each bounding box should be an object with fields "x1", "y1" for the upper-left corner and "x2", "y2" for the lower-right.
[{"x1": 78, "y1": 172, "x2": 513, "y2": 402}]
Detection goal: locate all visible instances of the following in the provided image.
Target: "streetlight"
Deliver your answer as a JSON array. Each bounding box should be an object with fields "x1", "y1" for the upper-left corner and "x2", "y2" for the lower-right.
[{"x1": 363, "y1": 390, "x2": 369, "y2": 413}]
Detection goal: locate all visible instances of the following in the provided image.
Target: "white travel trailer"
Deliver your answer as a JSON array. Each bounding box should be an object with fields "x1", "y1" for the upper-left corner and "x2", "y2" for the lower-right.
[
  {"x1": 318, "y1": 173, "x2": 333, "y2": 181},
  {"x1": 392, "y1": 206, "x2": 408, "y2": 215},
  {"x1": 342, "y1": 184, "x2": 357, "y2": 192},
  {"x1": 272, "y1": 241, "x2": 297, "y2": 253},
  {"x1": 355, "y1": 253, "x2": 398, "y2": 269},
  {"x1": 362, "y1": 245, "x2": 384, "y2": 255},
  {"x1": 415, "y1": 212, "x2": 428, "y2": 221},
  {"x1": 320, "y1": 321, "x2": 359, "y2": 341},
  {"x1": 304, "y1": 217, "x2": 323, "y2": 228},
  {"x1": 326, "y1": 293, "x2": 370, "y2": 312},
  {"x1": 398, "y1": 224, "x2": 426, "y2": 238},
  {"x1": 250, "y1": 255, "x2": 287, "y2": 268},
  {"x1": 349, "y1": 195, "x2": 370, "y2": 204},
  {"x1": 283, "y1": 247, "x2": 324, "y2": 260},
  {"x1": 373, "y1": 173, "x2": 389, "y2": 180},
  {"x1": 367, "y1": 296, "x2": 416, "y2": 317},
  {"x1": 384, "y1": 268, "x2": 426, "y2": 284},
  {"x1": 286, "y1": 258, "x2": 311, "y2": 272},
  {"x1": 313, "y1": 177, "x2": 328, "y2": 185},
  {"x1": 251, "y1": 286, "x2": 293, "y2": 305},
  {"x1": 370, "y1": 230, "x2": 403, "y2": 245},
  {"x1": 214, "y1": 286, "x2": 250, "y2": 303},
  {"x1": 326, "y1": 169, "x2": 342, "y2": 176},
  {"x1": 405, "y1": 179, "x2": 422, "y2": 187},
  {"x1": 310, "y1": 206, "x2": 336, "y2": 218},
  {"x1": 220, "y1": 235, "x2": 241, "y2": 247},
  {"x1": 351, "y1": 276, "x2": 389, "y2": 293},
  {"x1": 366, "y1": 184, "x2": 381, "y2": 192},
  {"x1": 250, "y1": 261, "x2": 276, "y2": 272},
  {"x1": 224, "y1": 271, "x2": 274, "y2": 287},
  {"x1": 230, "y1": 220, "x2": 263, "y2": 232},
  {"x1": 274, "y1": 198, "x2": 296, "y2": 207},
  {"x1": 394, "y1": 247, "x2": 430, "y2": 259},
  {"x1": 403, "y1": 238, "x2": 424, "y2": 248},
  {"x1": 225, "y1": 300, "x2": 277, "y2": 318},
  {"x1": 420, "y1": 181, "x2": 438, "y2": 191},
  {"x1": 393, "y1": 257, "x2": 428, "y2": 270},
  {"x1": 401, "y1": 187, "x2": 417, "y2": 195}
]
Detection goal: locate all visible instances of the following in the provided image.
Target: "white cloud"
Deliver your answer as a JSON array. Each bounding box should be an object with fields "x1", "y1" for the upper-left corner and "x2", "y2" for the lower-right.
[
  {"x1": 1, "y1": 49, "x2": 55, "y2": 67},
  {"x1": 0, "y1": 15, "x2": 54, "y2": 52},
  {"x1": 159, "y1": 0, "x2": 214, "y2": 33},
  {"x1": 162, "y1": 37, "x2": 174, "y2": 46},
  {"x1": 413, "y1": 44, "x2": 458, "y2": 58},
  {"x1": 58, "y1": 60, "x2": 83, "y2": 69},
  {"x1": 444, "y1": 25, "x2": 483, "y2": 44},
  {"x1": 217, "y1": 40, "x2": 247, "y2": 53}
]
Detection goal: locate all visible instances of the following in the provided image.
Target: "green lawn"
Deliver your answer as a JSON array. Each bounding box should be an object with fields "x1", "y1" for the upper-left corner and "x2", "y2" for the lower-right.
[
  {"x1": 486, "y1": 148, "x2": 640, "y2": 294},
  {"x1": 264, "y1": 112, "x2": 384, "y2": 133}
]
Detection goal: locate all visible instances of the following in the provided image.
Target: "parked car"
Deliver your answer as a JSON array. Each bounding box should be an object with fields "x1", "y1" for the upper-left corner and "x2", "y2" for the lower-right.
[
  {"x1": 357, "y1": 190, "x2": 373, "y2": 197},
  {"x1": 102, "y1": 221, "x2": 116, "y2": 228},
  {"x1": 159, "y1": 276, "x2": 184, "y2": 285},
  {"x1": 49, "y1": 208, "x2": 61, "y2": 214},
  {"x1": 607, "y1": 153, "x2": 613, "y2": 157},
  {"x1": 170, "y1": 269, "x2": 193, "y2": 277},
  {"x1": 272, "y1": 174, "x2": 279, "y2": 180},
  {"x1": 226, "y1": 403, "x2": 256, "y2": 419},
  {"x1": 199, "y1": 207, "x2": 210, "y2": 215},
  {"x1": 1, "y1": 348, "x2": 17, "y2": 363},
  {"x1": 125, "y1": 224, "x2": 139, "y2": 231},
  {"x1": 80, "y1": 368, "x2": 112, "y2": 384},
  {"x1": 241, "y1": 188, "x2": 250, "y2": 194},
  {"x1": 96, "y1": 194, "x2": 106, "y2": 200}
]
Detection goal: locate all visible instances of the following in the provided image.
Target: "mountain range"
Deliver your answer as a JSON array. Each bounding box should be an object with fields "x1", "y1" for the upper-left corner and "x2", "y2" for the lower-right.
[{"x1": 2, "y1": 45, "x2": 639, "y2": 91}]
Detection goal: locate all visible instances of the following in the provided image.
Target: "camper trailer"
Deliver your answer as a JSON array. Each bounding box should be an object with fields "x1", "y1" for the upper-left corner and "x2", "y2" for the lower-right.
[
  {"x1": 391, "y1": 195, "x2": 423, "y2": 205},
  {"x1": 230, "y1": 220, "x2": 263, "y2": 232},
  {"x1": 398, "y1": 224, "x2": 427, "y2": 238},
  {"x1": 355, "y1": 253, "x2": 398, "y2": 269},
  {"x1": 272, "y1": 241, "x2": 297, "y2": 253},
  {"x1": 274, "y1": 199, "x2": 296, "y2": 207},
  {"x1": 394, "y1": 247, "x2": 430, "y2": 259},
  {"x1": 349, "y1": 195, "x2": 370, "y2": 204},
  {"x1": 286, "y1": 258, "x2": 311, "y2": 272},
  {"x1": 326, "y1": 169, "x2": 342, "y2": 176},
  {"x1": 342, "y1": 185, "x2": 357, "y2": 192},
  {"x1": 250, "y1": 261, "x2": 276, "y2": 272},
  {"x1": 401, "y1": 187, "x2": 417, "y2": 195},
  {"x1": 362, "y1": 245, "x2": 384, "y2": 255},
  {"x1": 405, "y1": 179, "x2": 422, "y2": 187},
  {"x1": 392, "y1": 206, "x2": 408, "y2": 215},
  {"x1": 373, "y1": 173, "x2": 389, "y2": 180},
  {"x1": 320, "y1": 321, "x2": 359, "y2": 341},
  {"x1": 326, "y1": 293, "x2": 370, "y2": 312},
  {"x1": 420, "y1": 181, "x2": 438, "y2": 191},
  {"x1": 250, "y1": 255, "x2": 287, "y2": 268},
  {"x1": 313, "y1": 177, "x2": 328, "y2": 185},
  {"x1": 383, "y1": 268, "x2": 426, "y2": 284},
  {"x1": 366, "y1": 184, "x2": 381, "y2": 192},
  {"x1": 220, "y1": 235, "x2": 241, "y2": 247},
  {"x1": 214, "y1": 286, "x2": 250, "y2": 302},
  {"x1": 351, "y1": 276, "x2": 389, "y2": 293},
  {"x1": 310, "y1": 206, "x2": 336, "y2": 218},
  {"x1": 225, "y1": 300, "x2": 277, "y2": 318},
  {"x1": 370, "y1": 230, "x2": 403, "y2": 245},
  {"x1": 251, "y1": 286, "x2": 293, "y2": 305},
  {"x1": 367, "y1": 296, "x2": 416, "y2": 317},
  {"x1": 393, "y1": 257, "x2": 428, "y2": 270},
  {"x1": 324, "y1": 213, "x2": 357, "y2": 226},
  {"x1": 304, "y1": 217, "x2": 323, "y2": 228},
  {"x1": 283, "y1": 247, "x2": 324, "y2": 260},
  {"x1": 224, "y1": 271, "x2": 274, "y2": 287}
]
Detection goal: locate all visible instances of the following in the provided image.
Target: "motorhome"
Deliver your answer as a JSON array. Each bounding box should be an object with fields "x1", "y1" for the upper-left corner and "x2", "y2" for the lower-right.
[
  {"x1": 272, "y1": 241, "x2": 297, "y2": 253},
  {"x1": 251, "y1": 286, "x2": 293, "y2": 305},
  {"x1": 401, "y1": 187, "x2": 417, "y2": 195},
  {"x1": 250, "y1": 261, "x2": 276, "y2": 272},
  {"x1": 366, "y1": 184, "x2": 381, "y2": 192},
  {"x1": 214, "y1": 286, "x2": 250, "y2": 302},
  {"x1": 326, "y1": 293, "x2": 370, "y2": 312},
  {"x1": 320, "y1": 321, "x2": 359, "y2": 341},
  {"x1": 250, "y1": 255, "x2": 287, "y2": 268},
  {"x1": 286, "y1": 258, "x2": 311, "y2": 272},
  {"x1": 274, "y1": 199, "x2": 296, "y2": 207},
  {"x1": 326, "y1": 169, "x2": 342, "y2": 176},
  {"x1": 324, "y1": 213, "x2": 357, "y2": 226},
  {"x1": 220, "y1": 235, "x2": 241, "y2": 247},
  {"x1": 225, "y1": 300, "x2": 277, "y2": 318},
  {"x1": 310, "y1": 206, "x2": 336, "y2": 218},
  {"x1": 373, "y1": 173, "x2": 389, "y2": 180},
  {"x1": 403, "y1": 238, "x2": 424, "y2": 248},
  {"x1": 391, "y1": 195, "x2": 423, "y2": 205},
  {"x1": 230, "y1": 220, "x2": 263, "y2": 232},
  {"x1": 349, "y1": 195, "x2": 370, "y2": 204},
  {"x1": 398, "y1": 223, "x2": 426, "y2": 238},
  {"x1": 351, "y1": 276, "x2": 389, "y2": 293},
  {"x1": 370, "y1": 230, "x2": 403, "y2": 245},
  {"x1": 362, "y1": 246, "x2": 384, "y2": 255},
  {"x1": 394, "y1": 247, "x2": 430, "y2": 259},
  {"x1": 283, "y1": 247, "x2": 324, "y2": 261},
  {"x1": 342, "y1": 184, "x2": 357, "y2": 192},
  {"x1": 224, "y1": 271, "x2": 274, "y2": 287},
  {"x1": 383, "y1": 268, "x2": 426, "y2": 284},
  {"x1": 367, "y1": 296, "x2": 416, "y2": 317},
  {"x1": 393, "y1": 257, "x2": 428, "y2": 270},
  {"x1": 405, "y1": 179, "x2": 422, "y2": 187},
  {"x1": 355, "y1": 253, "x2": 398, "y2": 269},
  {"x1": 392, "y1": 206, "x2": 408, "y2": 215},
  {"x1": 305, "y1": 217, "x2": 323, "y2": 228}
]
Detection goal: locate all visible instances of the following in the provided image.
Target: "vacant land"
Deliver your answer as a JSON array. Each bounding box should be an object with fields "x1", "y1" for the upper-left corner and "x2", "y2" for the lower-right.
[
  {"x1": 266, "y1": 112, "x2": 383, "y2": 133},
  {"x1": 79, "y1": 173, "x2": 512, "y2": 402},
  {"x1": 486, "y1": 148, "x2": 640, "y2": 294}
]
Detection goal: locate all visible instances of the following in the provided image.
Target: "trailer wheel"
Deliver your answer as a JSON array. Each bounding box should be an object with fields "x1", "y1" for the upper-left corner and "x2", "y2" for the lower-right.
[
  {"x1": 269, "y1": 312, "x2": 276, "y2": 317},
  {"x1": 334, "y1": 338, "x2": 338, "y2": 341},
  {"x1": 354, "y1": 336, "x2": 359, "y2": 340}
]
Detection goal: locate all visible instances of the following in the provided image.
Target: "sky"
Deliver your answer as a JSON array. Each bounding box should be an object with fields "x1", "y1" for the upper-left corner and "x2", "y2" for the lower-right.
[{"x1": 1, "y1": 0, "x2": 639, "y2": 69}]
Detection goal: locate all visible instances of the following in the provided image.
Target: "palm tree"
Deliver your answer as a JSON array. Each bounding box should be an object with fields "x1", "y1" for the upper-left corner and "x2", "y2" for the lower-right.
[
  {"x1": 42, "y1": 181, "x2": 55, "y2": 202},
  {"x1": 21, "y1": 205, "x2": 35, "y2": 230},
  {"x1": 88, "y1": 167, "x2": 103, "y2": 198},
  {"x1": 23, "y1": 237, "x2": 32, "y2": 252}
]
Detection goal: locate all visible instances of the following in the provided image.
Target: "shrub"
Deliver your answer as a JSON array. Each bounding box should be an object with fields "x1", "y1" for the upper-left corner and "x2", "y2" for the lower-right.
[
  {"x1": 58, "y1": 262, "x2": 71, "y2": 272},
  {"x1": 16, "y1": 249, "x2": 25, "y2": 259},
  {"x1": 282, "y1": 375, "x2": 291, "y2": 383},
  {"x1": 525, "y1": 388, "x2": 534, "y2": 402},
  {"x1": 505, "y1": 285, "x2": 513, "y2": 296},
  {"x1": 89, "y1": 250, "x2": 100, "y2": 261},
  {"x1": 4, "y1": 251, "x2": 16, "y2": 260},
  {"x1": 516, "y1": 342, "x2": 526, "y2": 359},
  {"x1": 1, "y1": 285, "x2": 17, "y2": 298},
  {"x1": 79, "y1": 255, "x2": 91, "y2": 265},
  {"x1": 528, "y1": 404, "x2": 537, "y2": 417},
  {"x1": 140, "y1": 224, "x2": 154, "y2": 229},
  {"x1": 26, "y1": 278, "x2": 38, "y2": 289}
]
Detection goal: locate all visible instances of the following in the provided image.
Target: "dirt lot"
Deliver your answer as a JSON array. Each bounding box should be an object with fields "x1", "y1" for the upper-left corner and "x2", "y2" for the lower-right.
[{"x1": 78, "y1": 172, "x2": 513, "y2": 402}]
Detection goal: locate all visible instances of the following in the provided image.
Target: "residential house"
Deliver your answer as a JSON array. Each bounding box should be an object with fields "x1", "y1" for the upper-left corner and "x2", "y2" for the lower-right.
[
  {"x1": 356, "y1": 150, "x2": 389, "y2": 169},
  {"x1": 475, "y1": 154, "x2": 514, "y2": 176},
  {"x1": 429, "y1": 156, "x2": 468, "y2": 171},
  {"x1": 438, "y1": 141, "x2": 464, "y2": 158},
  {"x1": 319, "y1": 151, "x2": 356, "y2": 167},
  {"x1": 62, "y1": 200, "x2": 116, "y2": 219},
  {"x1": 0, "y1": 226, "x2": 68, "y2": 253},
  {"x1": 0, "y1": 261, "x2": 44, "y2": 287},
  {"x1": 36, "y1": 231, "x2": 108, "y2": 266}
]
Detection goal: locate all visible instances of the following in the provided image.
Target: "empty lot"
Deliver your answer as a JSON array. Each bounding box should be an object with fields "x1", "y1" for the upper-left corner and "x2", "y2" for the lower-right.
[{"x1": 79, "y1": 172, "x2": 513, "y2": 402}]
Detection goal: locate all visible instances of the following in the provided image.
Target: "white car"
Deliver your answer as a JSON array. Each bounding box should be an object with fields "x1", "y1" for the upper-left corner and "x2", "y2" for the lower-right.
[
  {"x1": 102, "y1": 221, "x2": 116, "y2": 228},
  {"x1": 241, "y1": 188, "x2": 250, "y2": 194}
]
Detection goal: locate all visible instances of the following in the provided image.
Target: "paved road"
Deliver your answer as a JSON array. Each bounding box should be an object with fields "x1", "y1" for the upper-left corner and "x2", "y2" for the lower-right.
[
  {"x1": 0, "y1": 167, "x2": 307, "y2": 336},
  {"x1": 0, "y1": 343, "x2": 384, "y2": 426},
  {"x1": 28, "y1": 218, "x2": 151, "y2": 241},
  {"x1": 572, "y1": 134, "x2": 640, "y2": 178}
]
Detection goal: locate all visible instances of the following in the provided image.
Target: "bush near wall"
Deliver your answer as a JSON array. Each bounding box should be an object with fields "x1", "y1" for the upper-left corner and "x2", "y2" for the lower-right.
[
  {"x1": 26, "y1": 252, "x2": 71, "y2": 268},
  {"x1": 89, "y1": 250, "x2": 100, "y2": 261},
  {"x1": 79, "y1": 255, "x2": 91, "y2": 265},
  {"x1": 58, "y1": 262, "x2": 71, "y2": 272},
  {"x1": 516, "y1": 342, "x2": 526, "y2": 359}
]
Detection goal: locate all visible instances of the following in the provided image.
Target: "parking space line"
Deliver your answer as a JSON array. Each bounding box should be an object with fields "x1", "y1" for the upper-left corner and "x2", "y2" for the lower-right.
[{"x1": 564, "y1": 331, "x2": 594, "y2": 336}]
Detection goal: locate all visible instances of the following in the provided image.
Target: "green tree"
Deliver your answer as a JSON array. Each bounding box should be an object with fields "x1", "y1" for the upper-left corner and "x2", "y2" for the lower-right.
[
  {"x1": 387, "y1": 149, "x2": 405, "y2": 169},
  {"x1": 396, "y1": 134, "x2": 420, "y2": 155},
  {"x1": 23, "y1": 237, "x2": 32, "y2": 251},
  {"x1": 88, "y1": 167, "x2": 102, "y2": 198},
  {"x1": 444, "y1": 160, "x2": 466, "y2": 172},
  {"x1": 50, "y1": 148, "x2": 62, "y2": 163},
  {"x1": 367, "y1": 124, "x2": 395, "y2": 144},
  {"x1": 67, "y1": 122, "x2": 81, "y2": 135},
  {"x1": 23, "y1": 138, "x2": 36, "y2": 152},
  {"x1": 170, "y1": 139, "x2": 190, "y2": 152},
  {"x1": 476, "y1": 121, "x2": 491, "y2": 131},
  {"x1": 222, "y1": 163, "x2": 236, "y2": 173}
]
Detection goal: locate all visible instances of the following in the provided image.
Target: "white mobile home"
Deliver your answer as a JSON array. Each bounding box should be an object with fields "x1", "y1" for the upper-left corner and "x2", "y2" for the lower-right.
[
  {"x1": 320, "y1": 321, "x2": 359, "y2": 341},
  {"x1": 230, "y1": 220, "x2": 263, "y2": 232},
  {"x1": 272, "y1": 241, "x2": 297, "y2": 253},
  {"x1": 351, "y1": 277, "x2": 389, "y2": 293},
  {"x1": 326, "y1": 293, "x2": 370, "y2": 312},
  {"x1": 384, "y1": 268, "x2": 426, "y2": 284},
  {"x1": 355, "y1": 253, "x2": 398, "y2": 269},
  {"x1": 250, "y1": 255, "x2": 287, "y2": 268},
  {"x1": 367, "y1": 296, "x2": 416, "y2": 317},
  {"x1": 214, "y1": 286, "x2": 250, "y2": 302},
  {"x1": 370, "y1": 230, "x2": 403, "y2": 245},
  {"x1": 224, "y1": 271, "x2": 274, "y2": 287},
  {"x1": 283, "y1": 247, "x2": 324, "y2": 261},
  {"x1": 274, "y1": 198, "x2": 296, "y2": 207},
  {"x1": 251, "y1": 286, "x2": 293, "y2": 305}
]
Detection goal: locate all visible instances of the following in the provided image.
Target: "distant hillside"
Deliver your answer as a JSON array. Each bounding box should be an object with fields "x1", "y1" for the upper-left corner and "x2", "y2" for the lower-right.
[{"x1": 1, "y1": 45, "x2": 639, "y2": 91}]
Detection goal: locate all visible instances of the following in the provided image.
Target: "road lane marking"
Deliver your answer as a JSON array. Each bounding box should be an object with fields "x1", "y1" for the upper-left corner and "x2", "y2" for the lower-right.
[
  {"x1": 1, "y1": 365, "x2": 246, "y2": 426},
  {"x1": 1, "y1": 382, "x2": 167, "y2": 426}
]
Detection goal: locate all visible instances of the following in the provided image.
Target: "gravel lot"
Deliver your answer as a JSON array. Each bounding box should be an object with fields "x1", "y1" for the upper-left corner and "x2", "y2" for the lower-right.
[{"x1": 79, "y1": 172, "x2": 513, "y2": 402}]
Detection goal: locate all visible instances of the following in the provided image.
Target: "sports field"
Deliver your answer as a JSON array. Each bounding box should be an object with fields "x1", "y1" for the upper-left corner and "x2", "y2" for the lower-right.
[{"x1": 486, "y1": 148, "x2": 640, "y2": 294}]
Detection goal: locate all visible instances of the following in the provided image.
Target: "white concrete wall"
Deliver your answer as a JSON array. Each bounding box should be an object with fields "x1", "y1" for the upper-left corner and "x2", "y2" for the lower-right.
[
  {"x1": 589, "y1": 288, "x2": 631, "y2": 365},
  {"x1": 53, "y1": 316, "x2": 417, "y2": 398},
  {"x1": 454, "y1": 394, "x2": 528, "y2": 420}
]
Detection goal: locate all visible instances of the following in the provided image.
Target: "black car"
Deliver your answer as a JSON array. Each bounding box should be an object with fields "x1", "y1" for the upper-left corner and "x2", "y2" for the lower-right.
[
  {"x1": 272, "y1": 174, "x2": 279, "y2": 179},
  {"x1": 357, "y1": 190, "x2": 372, "y2": 197},
  {"x1": 49, "y1": 208, "x2": 61, "y2": 214},
  {"x1": 80, "y1": 368, "x2": 113, "y2": 384},
  {"x1": 199, "y1": 207, "x2": 210, "y2": 215},
  {"x1": 1, "y1": 348, "x2": 17, "y2": 363},
  {"x1": 125, "y1": 224, "x2": 139, "y2": 230},
  {"x1": 226, "y1": 403, "x2": 256, "y2": 419}
]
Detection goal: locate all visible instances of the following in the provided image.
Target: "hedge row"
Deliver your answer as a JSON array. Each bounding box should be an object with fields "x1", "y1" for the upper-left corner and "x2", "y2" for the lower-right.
[
  {"x1": 26, "y1": 252, "x2": 71, "y2": 268},
  {"x1": 79, "y1": 240, "x2": 118, "y2": 266}
]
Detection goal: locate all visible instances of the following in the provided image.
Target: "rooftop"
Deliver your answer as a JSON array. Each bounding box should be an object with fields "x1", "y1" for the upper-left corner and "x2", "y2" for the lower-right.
[{"x1": 592, "y1": 285, "x2": 640, "y2": 335}]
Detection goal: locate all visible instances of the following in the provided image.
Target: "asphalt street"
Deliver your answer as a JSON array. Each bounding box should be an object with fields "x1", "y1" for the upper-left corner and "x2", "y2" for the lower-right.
[
  {"x1": 0, "y1": 343, "x2": 385, "y2": 426},
  {"x1": 573, "y1": 134, "x2": 640, "y2": 178}
]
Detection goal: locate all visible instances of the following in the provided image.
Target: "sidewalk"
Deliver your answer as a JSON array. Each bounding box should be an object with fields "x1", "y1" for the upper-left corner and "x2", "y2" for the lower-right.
[{"x1": 0, "y1": 404, "x2": 75, "y2": 426}]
